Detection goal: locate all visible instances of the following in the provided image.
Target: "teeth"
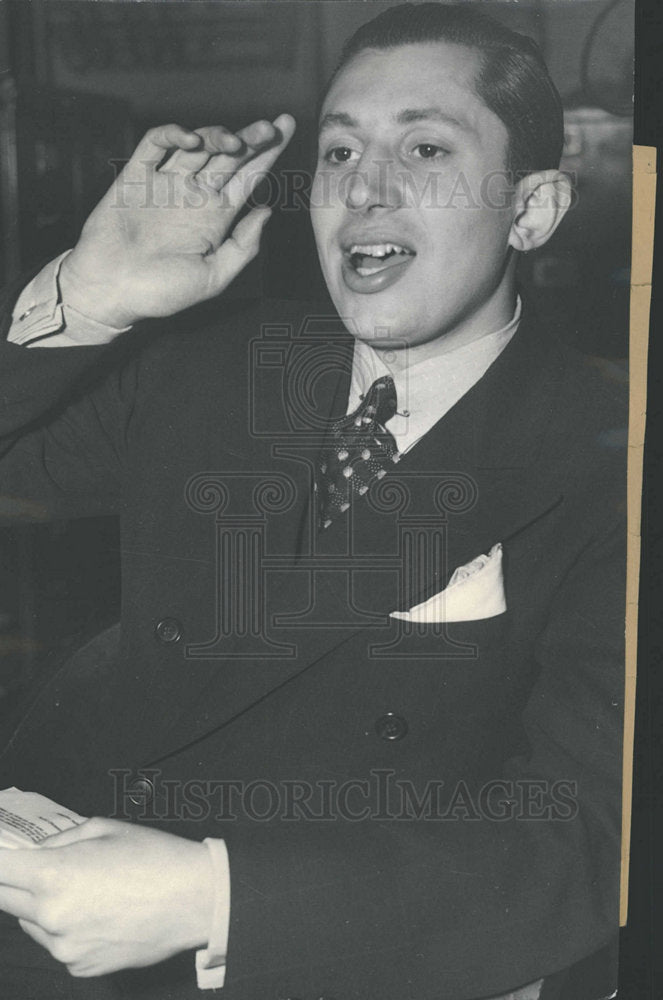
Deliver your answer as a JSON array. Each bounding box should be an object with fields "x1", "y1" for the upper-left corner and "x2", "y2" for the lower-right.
[{"x1": 349, "y1": 243, "x2": 411, "y2": 258}]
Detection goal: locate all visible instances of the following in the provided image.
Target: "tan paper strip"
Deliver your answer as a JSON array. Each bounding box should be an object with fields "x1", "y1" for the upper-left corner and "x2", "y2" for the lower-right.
[{"x1": 620, "y1": 144, "x2": 656, "y2": 926}]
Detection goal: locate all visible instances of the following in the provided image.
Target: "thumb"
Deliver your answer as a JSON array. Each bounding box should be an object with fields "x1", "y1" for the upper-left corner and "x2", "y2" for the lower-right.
[
  {"x1": 207, "y1": 207, "x2": 272, "y2": 293},
  {"x1": 39, "y1": 818, "x2": 104, "y2": 849}
]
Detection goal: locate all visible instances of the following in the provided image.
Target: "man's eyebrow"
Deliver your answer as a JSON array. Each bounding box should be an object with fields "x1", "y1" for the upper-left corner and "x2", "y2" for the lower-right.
[
  {"x1": 318, "y1": 108, "x2": 471, "y2": 133},
  {"x1": 396, "y1": 107, "x2": 469, "y2": 130},
  {"x1": 318, "y1": 111, "x2": 358, "y2": 132}
]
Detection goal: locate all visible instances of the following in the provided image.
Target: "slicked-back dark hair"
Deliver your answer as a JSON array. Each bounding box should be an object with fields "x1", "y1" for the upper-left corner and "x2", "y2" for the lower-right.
[{"x1": 331, "y1": 2, "x2": 564, "y2": 176}]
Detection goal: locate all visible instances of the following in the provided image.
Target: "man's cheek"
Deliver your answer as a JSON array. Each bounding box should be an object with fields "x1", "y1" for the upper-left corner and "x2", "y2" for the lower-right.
[
  {"x1": 432, "y1": 205, "x2": 498, "y2": 251},
  {"x1": 311, "y1": 170, "x2": 344, "y2": 215}
]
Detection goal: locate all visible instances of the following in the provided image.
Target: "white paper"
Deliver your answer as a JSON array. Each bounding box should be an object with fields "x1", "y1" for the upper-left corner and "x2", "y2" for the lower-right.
[{"x1": 0, "y1": 787, "x2": 85, "y2": 849}]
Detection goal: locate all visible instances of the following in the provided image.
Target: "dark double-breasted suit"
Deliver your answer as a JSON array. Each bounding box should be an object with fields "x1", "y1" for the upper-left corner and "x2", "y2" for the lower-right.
[{"x1": 0, "y1": 292, "x2": 627, "y2": 1000}]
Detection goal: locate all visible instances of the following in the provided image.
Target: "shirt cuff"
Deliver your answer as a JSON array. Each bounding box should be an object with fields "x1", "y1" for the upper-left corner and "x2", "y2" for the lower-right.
[
  {"x1": 195, "y1": 838, "x2": 231, "y2": 990},
  {"x1": 9, "y1": 251, "x2": 130, "y2": 347}
]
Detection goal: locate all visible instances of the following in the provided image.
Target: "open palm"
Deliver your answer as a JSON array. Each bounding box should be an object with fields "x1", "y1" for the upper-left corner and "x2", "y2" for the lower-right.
[{"x1": 60, "y1": 115, "x2": 296, "y2": 329}]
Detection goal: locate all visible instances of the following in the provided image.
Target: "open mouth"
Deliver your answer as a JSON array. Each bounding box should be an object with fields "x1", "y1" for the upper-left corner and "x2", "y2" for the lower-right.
[
  {"x1": 347, "y1": 242, "x2": 416, "y2": 276},
  {"x1": 340, "y1": 240, "x2": 417, "y2": 294}
]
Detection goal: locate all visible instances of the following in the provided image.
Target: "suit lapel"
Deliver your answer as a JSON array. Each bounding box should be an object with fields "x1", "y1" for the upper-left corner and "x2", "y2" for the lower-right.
[
  {"x1": 132, "y1": 324, "x2": 356, "y2": 765},
  {"x1": 141, "y1": 303, "x2": 568, "y2": 766},
  {"x1": 312, "y1": 301, "x2": 567, "y2": 619}
]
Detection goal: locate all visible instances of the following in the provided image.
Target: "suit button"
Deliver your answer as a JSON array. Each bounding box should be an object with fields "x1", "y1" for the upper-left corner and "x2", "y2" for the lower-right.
[
  {"x1": 155, "y1": 618, "x2": 182, "y2": 643},
  {"x1": 375, "y1": 713, "x2": 408, "y2": 741},
  {"x1": 127, "y1": 777, "x2": 154, "y2": 805}
]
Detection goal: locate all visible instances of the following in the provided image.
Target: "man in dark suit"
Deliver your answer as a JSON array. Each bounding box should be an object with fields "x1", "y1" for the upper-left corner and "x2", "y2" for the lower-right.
[{"x1": 0, "y1": 5, "x2": 626, "y2": 1000}]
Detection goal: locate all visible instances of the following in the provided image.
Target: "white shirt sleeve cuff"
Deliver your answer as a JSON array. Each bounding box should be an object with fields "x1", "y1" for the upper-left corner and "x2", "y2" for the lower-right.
[
  {"x1": 9, "y1": 250, "x2": 130, "y2": 347},
  {"x1": 9, "y1": 252, "x2": 70, "y2": 345},
  {"x1": 195, "y1": 838, "x2": 231, "y2": 990}
]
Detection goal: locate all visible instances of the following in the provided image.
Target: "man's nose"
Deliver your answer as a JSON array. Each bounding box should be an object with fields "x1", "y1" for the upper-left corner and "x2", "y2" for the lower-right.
[{"x1": 343, "y1": 154, "x2": 402, "y2": 211}]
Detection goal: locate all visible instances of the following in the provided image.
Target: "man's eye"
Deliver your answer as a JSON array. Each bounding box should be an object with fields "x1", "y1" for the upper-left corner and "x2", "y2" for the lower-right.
[
  {"x1": 324, "y1": 146, "x2": 357, "y2": 164},
  {"x1": 412, "y1": 143, "x2": 447, "y2": 160}
]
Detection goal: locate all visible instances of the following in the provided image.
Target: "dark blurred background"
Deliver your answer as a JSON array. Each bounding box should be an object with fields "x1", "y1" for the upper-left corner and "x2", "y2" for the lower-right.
[{"x1": 0, "y1": 1, "x2": 634, "y2": 731}]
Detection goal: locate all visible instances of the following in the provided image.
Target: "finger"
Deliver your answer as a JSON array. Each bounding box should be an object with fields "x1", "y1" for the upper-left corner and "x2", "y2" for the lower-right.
[
  {"x1": 19, "y1": 918, "x2": 57, "y2": 952},
  {"x1": 0, "y1": 886, "x2": 36, "y2": 921},
  {"x1": 163, "y1": 120, "x2": 277, "y2": 183},
  {"x1": 161, "y1": 126, "x2": 245, "y2": 178},
  {"x1": 216, "y1": 113, "x2": 296, "y2": 207},
  {"x1": 0, "y1": 848, "x2": 44, "y2": 891},
  {"x1": 230, "y1": 118, "x2": 281, "y2": 152},
  {"x1": 205, "y1": 207, "x2": 272, "y2": 296},
  {"x1": 194, "y1": 119, "x2": 277, "y2": 192},
  {"x1": 123, "y1": 123, "x2": 202, "y2": 181},
  {"x1": 203, "y1": 114, "x2": 295, "y2": 194},
  {"x1": 199, "y1": 122, "x2": 264, "y2": 155},
  {"x1": 40, "y1": 819, "x2": 100, "y2": 849}
]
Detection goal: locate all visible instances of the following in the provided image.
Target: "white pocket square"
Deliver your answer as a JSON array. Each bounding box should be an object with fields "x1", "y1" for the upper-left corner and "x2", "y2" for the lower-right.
[{"x1": 390, "y1": 543, "x2": 506, "y2": 623}]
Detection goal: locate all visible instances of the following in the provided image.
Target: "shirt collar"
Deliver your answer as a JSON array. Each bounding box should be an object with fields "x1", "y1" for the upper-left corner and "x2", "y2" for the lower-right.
[{"x1": 347, "y1": 296, "x2": 522, "y2": 454}]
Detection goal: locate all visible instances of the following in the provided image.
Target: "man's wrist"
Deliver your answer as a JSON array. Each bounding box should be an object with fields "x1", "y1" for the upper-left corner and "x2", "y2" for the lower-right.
[
  {"x1": 8, "y1": 252, "x2": 133, "y2": 348},
  {"x1": 176, "y1": 840, "x2": 217, "y2": 952},
  {"x1": 58, "y1": 249, "x2": 141, "y2": 331}
]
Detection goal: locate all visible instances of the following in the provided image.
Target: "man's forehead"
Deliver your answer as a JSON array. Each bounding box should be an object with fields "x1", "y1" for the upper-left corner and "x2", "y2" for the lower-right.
[{"x1": 319, "y1": 41, "x2": 487, "y2": 133}]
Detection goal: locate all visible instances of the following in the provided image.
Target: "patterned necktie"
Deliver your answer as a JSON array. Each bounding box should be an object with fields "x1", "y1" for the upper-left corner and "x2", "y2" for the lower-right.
[{"x1": 316, "y1": 376, "x2": 400, "y2": 530}]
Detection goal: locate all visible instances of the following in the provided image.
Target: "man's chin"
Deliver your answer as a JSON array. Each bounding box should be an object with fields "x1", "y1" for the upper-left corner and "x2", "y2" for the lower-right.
[
  {"x1": 350, "y1": 330, "x2": 411, "y2": 351},
  {"x1": 342, "y1": 308, "x2": 416, "y2": 351},
  {"x1": 327, "y1": 289, "x2": 413, "y2": 349}
]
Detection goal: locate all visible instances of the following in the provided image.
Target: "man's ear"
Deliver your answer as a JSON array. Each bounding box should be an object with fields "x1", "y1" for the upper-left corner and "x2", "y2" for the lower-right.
[{"x1": 508, "y1": 170, "x2": 574, "y2": 252}]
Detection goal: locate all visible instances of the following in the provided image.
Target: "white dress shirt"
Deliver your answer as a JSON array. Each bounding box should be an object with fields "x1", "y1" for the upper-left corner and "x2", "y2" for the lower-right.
[
  {"x1": 8, "y1": 254, "x2": 521, "y2": 990},
  {"x1": 346, "y1": 298, "x2": 521, "y2": 449}
]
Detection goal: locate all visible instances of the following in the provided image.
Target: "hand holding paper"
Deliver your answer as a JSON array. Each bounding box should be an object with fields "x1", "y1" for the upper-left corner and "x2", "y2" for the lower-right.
[{"x1": 0, "y1": 792, "x2": 214, "y2": 977}]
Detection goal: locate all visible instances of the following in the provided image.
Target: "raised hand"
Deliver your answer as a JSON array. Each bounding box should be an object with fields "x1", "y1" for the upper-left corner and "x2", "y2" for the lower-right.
[{"x1": 59, "y1": 114, "x2": 296, "y2": 330}]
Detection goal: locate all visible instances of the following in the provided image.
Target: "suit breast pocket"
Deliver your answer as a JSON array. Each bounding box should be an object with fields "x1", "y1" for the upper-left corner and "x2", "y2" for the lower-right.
[{"x1": 369, "y1": 610, "x2": 509, "y2": 663}]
